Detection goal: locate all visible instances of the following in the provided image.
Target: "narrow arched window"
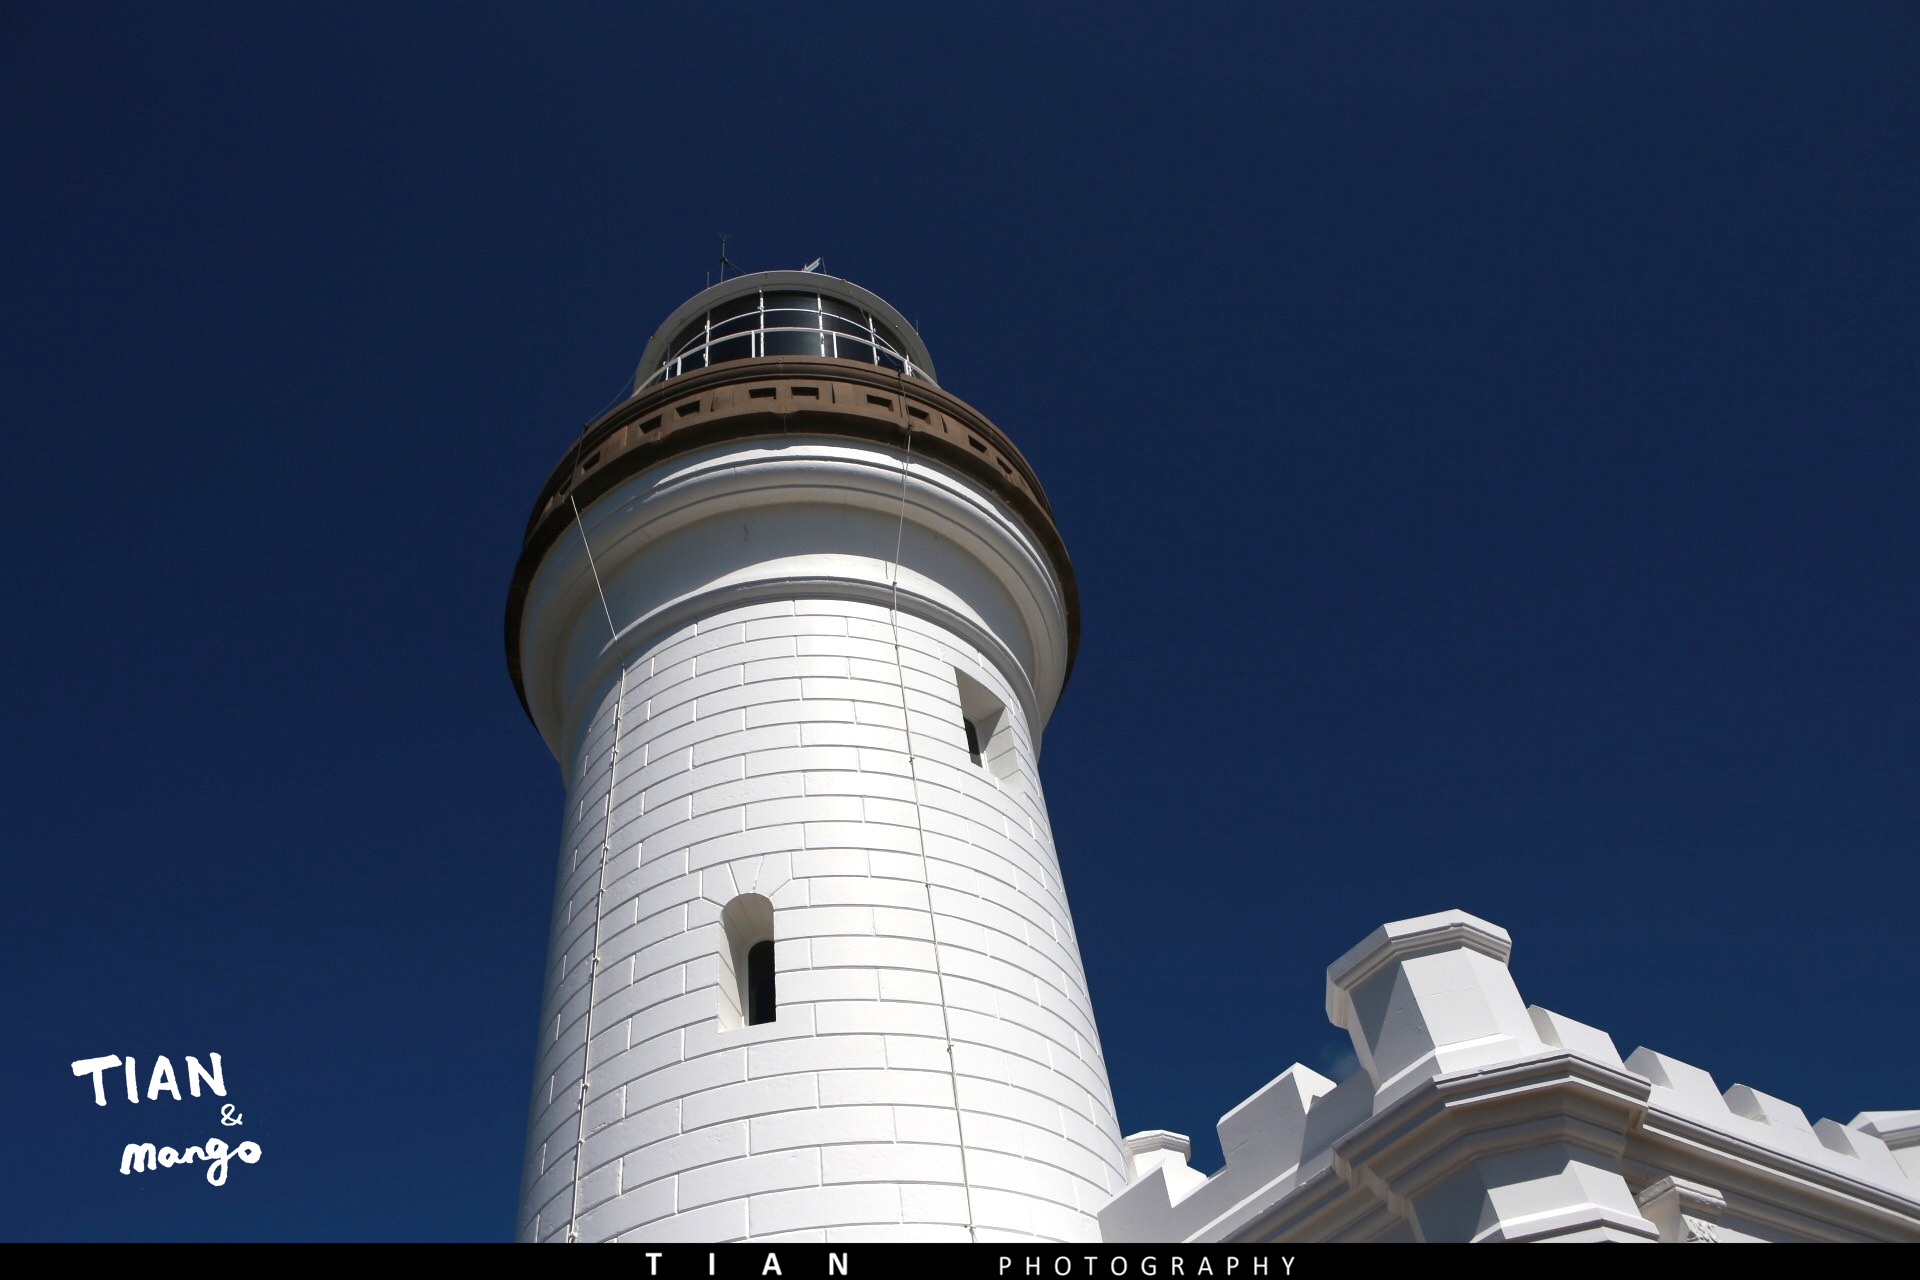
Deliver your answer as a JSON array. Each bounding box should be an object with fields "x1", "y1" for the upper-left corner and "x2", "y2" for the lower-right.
[
  {"x1": 718, "y1": 893, "x2": 774, "y2": 1030},
  {"x1": 746, "y1": 940, "x2": 776, "y2": 1025}
]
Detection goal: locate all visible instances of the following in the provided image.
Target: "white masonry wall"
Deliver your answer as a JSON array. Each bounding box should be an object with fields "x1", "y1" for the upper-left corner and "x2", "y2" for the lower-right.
[{"x1": 516, "y1": 595, "x2": 1126, "y2": 1243}]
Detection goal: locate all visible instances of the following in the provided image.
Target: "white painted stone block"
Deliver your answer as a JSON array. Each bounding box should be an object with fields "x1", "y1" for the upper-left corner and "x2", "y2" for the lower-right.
[
  {"x1": 625, "y1": 1121, "x2": 749, "y2": 1186},
  {"x1": 968, "y1": 1146, "x2": 1076, "y2": 1203},
  {"x1": 772, "y1": 967, "x2": 881, "y2": 1006},
  {"x1": 681, "y1": 1073, "x2": 820, "y2": 1131},
  {"x1": 593, "y1": 1099, "x2": 682, "y2": 1158},
  {"x1": 1214, "y1": 1065, "x2": 1337, "y2": 1175},
  {"x1": 1326, "y1": 910, "x2": 1543, "y2": 1107},
  {"x1": 814, "y1": 1001, "x2": 948, "y2": 1038},
  {"x1": 751, "y1": 1105, "x2": 896, "y2": 1153},
  {"x1": 890, "y1": 1105, "x2": 960, "y2": 1147},
  {"x1": 1813, "y1": 1118, "x2": 1911, "y2": 1185},
  {"x1": 822, "y1": 1142, "x2": 965, "y2": 1186},
  {"x1": 1407, "y1": 1144, "x2": 1656, "y2": 1243},
  {"x1": 901, "y1": 1181, "x2": 972, "y2": 1224},
  {"x1": 1626, "y1": 1047, "x2": 1733, "y2": 1121},
  {"x1": 818, "y1": 1068, "x2": 955, "y2": 1110},
  {"x1": 749, "y1": 1183, "x2": 903, "y2": 1236},
  {"x1": 746, "y1": 1034, "x2": 887, "y2": 1079},
  {"x1": 1723, "y1": 1082, "x2": 1824, "y2": 1159},
  {"x1": 679, "y1": 1148, "x2": 821, "y2": 1209},
  {"x1": 1527, "y1": 1005, "x2": 1626, "y2": 1069},
  {"x1": 1851, "y1": 1111, "x2": 1920, "y2": 1181},
  {"x1": 627, "y1": 1198, "x2": 749, "y2": 1243},
  {"x1": 578, "y1": 1174, "x2": 677, "y2": 1240}
]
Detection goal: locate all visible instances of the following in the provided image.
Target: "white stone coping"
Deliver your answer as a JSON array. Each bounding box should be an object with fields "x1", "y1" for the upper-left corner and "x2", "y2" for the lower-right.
[{"x1": 1323, "y1": 908, "x2": 1512, "y2": 1026}]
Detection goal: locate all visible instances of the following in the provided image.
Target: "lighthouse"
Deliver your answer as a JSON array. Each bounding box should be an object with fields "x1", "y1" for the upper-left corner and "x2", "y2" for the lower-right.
[{"x1": 505, "y1": 271, "x2": 1126, "y2": 1243}]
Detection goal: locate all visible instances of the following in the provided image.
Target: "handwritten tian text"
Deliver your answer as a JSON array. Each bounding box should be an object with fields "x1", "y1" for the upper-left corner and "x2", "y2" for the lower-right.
[{"x1": 71, "y1": 1051, "x2": 262, "y2": 1185}]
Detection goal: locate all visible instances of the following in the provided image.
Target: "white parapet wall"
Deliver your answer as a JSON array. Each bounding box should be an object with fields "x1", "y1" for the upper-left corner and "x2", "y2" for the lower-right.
[
  {"x1": 1101, "y1": 910, "x2": 1920, "y2": 1244},
  {"x1": 514, "y1": 436, "x2": 1126, "y2": 1242}
]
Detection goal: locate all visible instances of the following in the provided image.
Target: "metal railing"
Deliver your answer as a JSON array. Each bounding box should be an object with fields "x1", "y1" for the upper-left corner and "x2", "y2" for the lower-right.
[{"x1": 639, "y1": 296, "x2": 923, "y2": 392}]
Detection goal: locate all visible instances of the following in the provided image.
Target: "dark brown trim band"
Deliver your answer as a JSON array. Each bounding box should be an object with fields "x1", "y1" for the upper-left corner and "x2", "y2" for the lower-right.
[{"x1": 504, "y1": 357, "x2": 1078, "y2": 722}]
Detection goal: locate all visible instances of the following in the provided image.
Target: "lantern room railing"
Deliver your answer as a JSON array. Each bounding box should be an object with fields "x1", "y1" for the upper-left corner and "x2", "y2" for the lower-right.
[{"x1": 639, "y1": 288, "x2": 923, "y2": 392}]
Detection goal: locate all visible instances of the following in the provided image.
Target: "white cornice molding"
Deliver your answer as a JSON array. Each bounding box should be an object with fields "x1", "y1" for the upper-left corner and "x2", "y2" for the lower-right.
[
  {"x1": 1626, "y1": 1103, "x2": 1920, "y2": 1242},
  {"x1": 518, "y1": 436, "x2": 1072, "y2": 763}
]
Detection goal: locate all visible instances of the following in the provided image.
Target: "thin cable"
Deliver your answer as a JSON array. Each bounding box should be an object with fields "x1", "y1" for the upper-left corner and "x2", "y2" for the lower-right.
[
  {"x1": 881, "y1": 414, "x2": 980, "y2": 1243},
  {"x1": 571, "y1": 494, "x2": 619, "y2": 640},
  {"x1": 563, "y1": 499, "x2": 626, "y2": 1243}
]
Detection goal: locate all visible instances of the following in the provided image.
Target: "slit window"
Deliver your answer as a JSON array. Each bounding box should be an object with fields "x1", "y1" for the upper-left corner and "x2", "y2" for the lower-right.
[
  {"x1": 953, "y1": 668, "x2": 1022, "y2": 791},
  {"x1": 718, "y1": 893, "x2": 775, "y2": 1030},
  {"x1": 746, "y1": 940, "x2": 775, "y2": 1026}
]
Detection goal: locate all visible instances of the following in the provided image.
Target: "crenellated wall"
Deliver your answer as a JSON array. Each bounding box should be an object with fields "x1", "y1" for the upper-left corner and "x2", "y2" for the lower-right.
[{"x1": 1101, "y1": 910, "x2": 1920, "y2": 1244}]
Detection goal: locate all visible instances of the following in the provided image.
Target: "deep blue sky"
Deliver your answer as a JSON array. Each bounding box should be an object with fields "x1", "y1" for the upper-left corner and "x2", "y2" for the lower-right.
[{"x1": 4, "y1": 2, "x2": 1915, "y2": 1242}]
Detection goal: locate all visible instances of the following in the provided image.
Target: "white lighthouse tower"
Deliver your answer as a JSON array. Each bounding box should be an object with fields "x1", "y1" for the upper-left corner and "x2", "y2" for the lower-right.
[{"x1": 506, "y1": 271, "x2": 1127, "y2": 1243}]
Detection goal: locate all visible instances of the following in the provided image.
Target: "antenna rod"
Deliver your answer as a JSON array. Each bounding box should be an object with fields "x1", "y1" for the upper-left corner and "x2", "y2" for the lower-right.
[{"x1": 716, "y1": 233, "x2": 744, "y2": 283}]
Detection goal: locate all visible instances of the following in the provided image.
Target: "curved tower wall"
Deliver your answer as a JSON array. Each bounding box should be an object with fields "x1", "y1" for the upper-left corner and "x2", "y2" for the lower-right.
[{"x1": 511, "y1": 411, "x2": 1125, "y2": 1242}]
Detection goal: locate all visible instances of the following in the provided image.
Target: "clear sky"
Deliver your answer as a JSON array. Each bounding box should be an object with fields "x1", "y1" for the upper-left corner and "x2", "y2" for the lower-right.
[{"x1": 4, "y1": 2, "x2": 1915, "y2": 1242}]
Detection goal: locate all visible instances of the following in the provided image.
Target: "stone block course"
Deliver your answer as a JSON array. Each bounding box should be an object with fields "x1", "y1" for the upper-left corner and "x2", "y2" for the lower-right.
[
  {"x1": 751, "y1": 1105, "x2": 896, "y2": 1153},
  {"x1": 682, "y1": 1072, "x2": 821, "y2": 1131},
  {"x1": 884, "y1": 1035, "x2": 956, "y2": 1073},
  {"x1": 621, "y1": 1197, "x2": 749, "y2": 1243},
  {"x1": 680, "y1": 1148, "x2": 821, "y2": 1209},
  {"x1": 750, "y1": 1183, "x2": 903, "y2": 1237},
  {"x1": 773, "y1": 966, "x2": 880, "y2": 1006},
  {"x1": 746, "y1": 1034, "x2": 889, "y2": 1079},
  {"x1": 577, "y1": 1173, "x2": 677, "y2": 1240},
  {"x1": 818, "y1": 1067, "x2": 956, "y2": 1110},
  {"x1": 823, "y1": 1142, "x2": 965, "y2": 1186},
  {"x1": 814, "y1": 999, "x2": 949, "y2": 1038}
]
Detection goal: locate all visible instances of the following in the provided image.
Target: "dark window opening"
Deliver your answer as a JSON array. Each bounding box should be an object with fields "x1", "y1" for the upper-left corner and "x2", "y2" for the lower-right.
[
  {"x1": 763, "y1": 327, "x2": 824, "y2": 358},
  {"x1": 746, "y1": 940, "x2": 776, "y2": 1026},
  {"x1": 954, "y1": 668, "x2": 1020, "y2": 791},
  {"x1": 833, "y1": 333, "x2": 875, "y2": 362}
]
